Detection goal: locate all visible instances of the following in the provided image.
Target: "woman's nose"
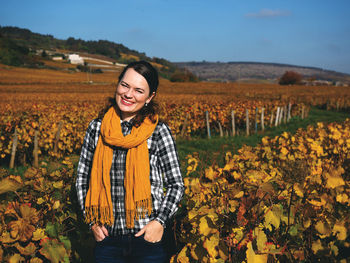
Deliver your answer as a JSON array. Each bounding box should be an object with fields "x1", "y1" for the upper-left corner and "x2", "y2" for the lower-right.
[{"x1": 124, "y1": 88, "x2": 133, "y2": 98}]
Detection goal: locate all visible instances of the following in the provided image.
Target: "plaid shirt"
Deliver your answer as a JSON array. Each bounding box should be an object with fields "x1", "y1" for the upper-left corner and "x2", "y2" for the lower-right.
[{"x1": 75, "y1": 118, "x2": 184, "y2": 235}]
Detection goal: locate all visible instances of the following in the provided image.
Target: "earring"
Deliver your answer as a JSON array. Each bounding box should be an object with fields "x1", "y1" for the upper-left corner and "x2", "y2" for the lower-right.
[{"x1": 145, "y1": 103, "x2": 148, "y2": 107}]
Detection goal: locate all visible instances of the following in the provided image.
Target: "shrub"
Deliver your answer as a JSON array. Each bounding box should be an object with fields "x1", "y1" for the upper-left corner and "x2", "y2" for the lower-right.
[{"x1": 279, "y1": 71, "x2": 302, "y2": 85}]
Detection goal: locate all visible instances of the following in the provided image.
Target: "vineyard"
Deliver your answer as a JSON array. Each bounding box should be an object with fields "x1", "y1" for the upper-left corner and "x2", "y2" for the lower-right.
[
  {"x1": 0, "y1": 117, "x2": 349, "y2": 262},
  {"x1": 1, "y1": 62, "x2": 350, "y2": 262},
  {"x1": 171, "y1": 119, "x2": 350, "y2": 262}
]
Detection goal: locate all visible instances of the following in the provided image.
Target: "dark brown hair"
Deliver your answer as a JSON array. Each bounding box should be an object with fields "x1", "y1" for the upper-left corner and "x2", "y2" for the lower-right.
[{"x1": 98, "y1": 61, "x2": 159, "y2": 126}]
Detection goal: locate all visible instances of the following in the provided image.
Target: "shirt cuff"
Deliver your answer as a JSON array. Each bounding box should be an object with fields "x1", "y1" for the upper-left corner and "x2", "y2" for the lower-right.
[{"x1": 154, "y1": 217, "x2": 166, "y2": 228}]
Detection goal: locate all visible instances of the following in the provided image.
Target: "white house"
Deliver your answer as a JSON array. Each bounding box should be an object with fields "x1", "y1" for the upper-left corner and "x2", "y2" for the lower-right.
[{"x1": 68, "y1": 54, "x2": 84, "y2": 65}]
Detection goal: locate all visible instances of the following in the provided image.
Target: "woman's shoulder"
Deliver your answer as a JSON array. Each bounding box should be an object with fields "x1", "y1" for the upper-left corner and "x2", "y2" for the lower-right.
[
  {"x1": 152, "y1": 120, "x2": 175, "y2": 140},
  {"x1": 86, "y1": 118, "x2": 102, "y2": 133}
]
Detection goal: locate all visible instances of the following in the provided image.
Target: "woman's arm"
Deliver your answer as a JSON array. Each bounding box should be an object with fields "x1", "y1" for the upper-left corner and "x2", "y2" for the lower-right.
[
  {"x1": 155, "y1": 122, "x2": 185, "y2": 225},
  {"x1": 75, "y1": 119, "x2": 100, "y2": 214}
]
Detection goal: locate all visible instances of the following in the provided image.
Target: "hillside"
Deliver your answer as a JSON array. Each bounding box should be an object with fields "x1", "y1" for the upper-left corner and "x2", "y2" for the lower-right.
[
  {"x1": 0, "y1": 25, "x2": 179, "y2": 79},
  {"x1": 175, "y1": 61, "x2": 350, "y2": 84}
]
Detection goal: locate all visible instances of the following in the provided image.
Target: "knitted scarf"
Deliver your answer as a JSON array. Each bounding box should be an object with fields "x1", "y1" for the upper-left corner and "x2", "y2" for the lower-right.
[{"x1": 84, "y1": 107, "x2": 158, "y2": 228}]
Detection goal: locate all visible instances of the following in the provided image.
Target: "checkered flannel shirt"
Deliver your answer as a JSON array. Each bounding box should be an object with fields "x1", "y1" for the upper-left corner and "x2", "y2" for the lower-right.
[{"x1": 75, "y1": 118, "x2": 184, "y2": 235}]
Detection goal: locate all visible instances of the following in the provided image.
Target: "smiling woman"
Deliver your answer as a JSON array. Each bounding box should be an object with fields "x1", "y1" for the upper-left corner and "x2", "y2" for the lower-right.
[{"x1": 75, "y1": 61, "x2": 184, "y2": 263}]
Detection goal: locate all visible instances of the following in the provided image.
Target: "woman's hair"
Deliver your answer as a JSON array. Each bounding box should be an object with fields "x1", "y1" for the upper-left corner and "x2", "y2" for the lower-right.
[
  {"x1": 98, "y1": 61, "x2": 159, "y2": 126},
  {"x1": 119, "y1": 60, "x2": 159, "y2": 94}
]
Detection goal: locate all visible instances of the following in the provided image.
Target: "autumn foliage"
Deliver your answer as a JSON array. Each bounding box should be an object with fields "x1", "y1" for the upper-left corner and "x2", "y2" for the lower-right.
[{"x1": 171, "y1": 119, "x2": 350, "y2": 262}]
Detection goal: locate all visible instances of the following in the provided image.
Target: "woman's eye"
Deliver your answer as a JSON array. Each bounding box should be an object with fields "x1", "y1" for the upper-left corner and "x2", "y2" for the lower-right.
[{"x1": 136, "y1": 89, "x2": 144, "y2": 94}]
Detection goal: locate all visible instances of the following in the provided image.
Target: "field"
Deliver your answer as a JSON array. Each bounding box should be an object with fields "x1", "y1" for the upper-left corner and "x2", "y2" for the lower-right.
[{"x1": 0, "y1": 60, "x2": 350, "y2": 262}]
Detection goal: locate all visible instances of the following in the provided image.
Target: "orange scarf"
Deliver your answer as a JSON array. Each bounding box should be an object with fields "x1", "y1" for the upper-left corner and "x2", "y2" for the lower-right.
[{"x1": 84, "y1": 107, "x2": 158, "y2": 228}]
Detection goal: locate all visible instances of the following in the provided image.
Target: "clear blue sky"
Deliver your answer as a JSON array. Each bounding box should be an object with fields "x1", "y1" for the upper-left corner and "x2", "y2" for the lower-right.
[{"x1": 1, "y1": 0, "x2": 350, "y2": 74}]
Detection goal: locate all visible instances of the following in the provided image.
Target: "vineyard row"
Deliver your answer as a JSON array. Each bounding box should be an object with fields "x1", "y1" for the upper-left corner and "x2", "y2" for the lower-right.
[{"x1": 0, "y1": 101, "x2": 308, "y2": 166}]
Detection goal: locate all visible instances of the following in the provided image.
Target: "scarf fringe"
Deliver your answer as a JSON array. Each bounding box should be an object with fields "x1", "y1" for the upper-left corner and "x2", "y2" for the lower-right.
[
  {"x1": 85, "y1": 206, "x2": 114, "y2": 226},
  {"x1": 125, "y1": 198, "x2": 152, "y2": 228}
]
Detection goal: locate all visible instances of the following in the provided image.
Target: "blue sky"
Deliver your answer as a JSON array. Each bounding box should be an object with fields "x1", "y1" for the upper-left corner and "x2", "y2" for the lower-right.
[{"x1": 1, "y1": 0, "x2": 350, "y2": 74}]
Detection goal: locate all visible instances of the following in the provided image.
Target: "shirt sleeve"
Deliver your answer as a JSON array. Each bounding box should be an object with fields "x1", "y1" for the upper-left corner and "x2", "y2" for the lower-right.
[
  {"x1": 75, "y1": 119, "x2": 100, "y2": 216},
  {"x1": 155, "y1": 123, "x2": 184, "y2": 225}
]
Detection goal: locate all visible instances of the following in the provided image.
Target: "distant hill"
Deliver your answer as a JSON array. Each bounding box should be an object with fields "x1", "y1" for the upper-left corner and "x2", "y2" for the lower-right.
[
  {"x1": 0, "y1": 25, "x2": 179, "y2": 79},
  {"x1": 175, "y1": 61, "x2": 350, "y2": 84}
]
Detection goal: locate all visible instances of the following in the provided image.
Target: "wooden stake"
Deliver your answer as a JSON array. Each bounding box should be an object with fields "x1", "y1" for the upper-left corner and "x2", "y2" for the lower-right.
[
  {"x1": 283, "y1": 105, "x2": 287, "y2": 124},
  {"x1": 255, "y1": 107, "x2": 258, "y2": 134},
  {"x1": 287, "y1": 102, "x2": 291, "y2": 121},
  {"x1": 246, "y1": 109, "x2": 250, "y2": 136},
  {"x1": 205, "y1": 111, "x2": 211, "y2": 139},
  {"x1": 218, "y1": 121, "x2": 223, "y2": 137},
  {"x1": 180, "y1": 115, "x2": 189, "y2": 137},
  {"x1": 231, "y1": 110, "x2": 236, "y2": 136},
  {"x1": 54, "y1": 121, "x2": 63, "y2": 153},
  {"x1": 10, "y1": 129, "x2": 18, "y2": 169},
  {"x1": 279, "y1": 107, "x2": 284, "y2": 125},
  {"x1": 261, "y1": 107, "x2": 265, "y2": 132},
  {"x1": 275, "y1": 107, "x2": 280, "y2": 127}
]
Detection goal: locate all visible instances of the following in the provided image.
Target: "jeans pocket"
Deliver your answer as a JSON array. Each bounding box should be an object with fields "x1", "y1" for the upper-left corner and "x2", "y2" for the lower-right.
[
  {"x1": 141, "y1": 234, "x2": 163, "y2": 245},
  {"x1": 96, "y1": 236, "x2": 110, "y2": 245}
]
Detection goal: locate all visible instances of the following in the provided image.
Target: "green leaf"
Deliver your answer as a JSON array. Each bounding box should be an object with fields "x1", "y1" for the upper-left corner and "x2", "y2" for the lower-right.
[
  {"x1": 288, "y1": 225, "x2": 299, "y2": 236},
  {"x1": 264, "y1": 205, "x2": 282, "y2": 229},
  {"x1": 59, "y1": 235, "x2": 71, "y2": 251},
  {"x1": 45, "y1": 222, "x2": 59, "y2": 238},
  {"x1": 39, "y1": 238, "x2": 69, "y2": 263}
]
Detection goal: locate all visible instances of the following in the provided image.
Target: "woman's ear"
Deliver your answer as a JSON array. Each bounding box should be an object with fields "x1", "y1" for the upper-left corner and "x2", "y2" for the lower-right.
[{"x1": 146, "y1": 92, "x2": 156, "y2": 104}]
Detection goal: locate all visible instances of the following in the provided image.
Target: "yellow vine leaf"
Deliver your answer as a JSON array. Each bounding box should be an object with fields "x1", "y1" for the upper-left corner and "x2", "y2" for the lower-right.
[
  {"x1": 234, "y1": 191, "x2": 244, "y2": 199},
  {"x1": 264, "y1": 205, "x2": 282, "y2": 230},
  {"x1": 246, "y1": 241, "x2": 268, "y2": 263},
  {"x1": 190, "y1": 244, "x2": 207, "y2": 261},
  {"x1": 199, "y1": 216, "x2": 216, "y2": 236},
  {"x1": 52, "y1": 200, "x2": 60, "y2": 210},
  {"x1": 312, "y1": 239, "x2": 323, "y2": 254},
  {"x1": 177, "y1": 245, "x2": 190, "y2": 263},
  {"x1": 203, "y1": 234, "x2": 219, "y2": 259},
  {"x1": 14, "y1": 242, "x2": 37, "y2": 256},
  {"x1": 32, "y1": 228, "x2": 47, "y2": 241},
  {"x1": 8, "y1": 253, "x2": 25, "y2": 263},
  {"x1": 254, "y1": 227, "x2": 268, "y2": 253},
  {"x1": 29, "y1": 258, "x2": 43, "y2": 263},
  {"x1": 324, "y1": 167, "x2": 345, "y2": 189},
  {"x1": 315, "y1": 221, "x2": 331, "y2": 238},
  {"x1": 336, "y1": 193, "x2": 349, "y2": 204},
  {"x1": 37, "y1": 197, "x2": 45, "y2": 205},
  {"x1": 205, "y1": 167, "x2": 215, "y2": 181},
  {"x1": 0, "y1": 176, "x2": 23, "y2": 194},
  {"x1": 332, "y1": 222, "x2": 347, "y2": 241},
  {"x1": 280, "y1": 147, "x2": 288, "y2": 156},
  {"x1": 0, "y1": 231, "x2": 19, "y2": 243},
  {"x1": 53, "y1": 181, "x2": 64, "y2": 189},
  {"x1": 293, "y1": 183, "x2": 304, "y2": 198}
]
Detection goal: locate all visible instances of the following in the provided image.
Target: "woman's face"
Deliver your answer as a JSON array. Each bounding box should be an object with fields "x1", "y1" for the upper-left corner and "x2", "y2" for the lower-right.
[{"x1": 115, "y1": 68, "x2": 155, "y2": 121}]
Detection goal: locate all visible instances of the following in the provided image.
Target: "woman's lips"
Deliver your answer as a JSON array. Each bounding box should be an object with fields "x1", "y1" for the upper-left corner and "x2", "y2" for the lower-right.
[{"x1": 121, "y1": 98, "x2": 134, "y2": 106}]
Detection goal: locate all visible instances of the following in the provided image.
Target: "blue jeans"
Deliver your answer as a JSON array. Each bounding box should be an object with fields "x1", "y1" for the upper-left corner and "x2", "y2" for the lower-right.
[{"x1": 94, "y1": 234, "x2": 168, "y2": 263}]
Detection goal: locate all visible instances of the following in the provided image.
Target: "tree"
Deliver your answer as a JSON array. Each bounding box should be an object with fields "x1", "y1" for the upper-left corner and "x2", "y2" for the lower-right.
[
  {"x1": 170, "y1": 70, "x2": 199, "y2": 82},
  {"x1": 279, "y1": 71, "x2": 302, "y2": 85}
]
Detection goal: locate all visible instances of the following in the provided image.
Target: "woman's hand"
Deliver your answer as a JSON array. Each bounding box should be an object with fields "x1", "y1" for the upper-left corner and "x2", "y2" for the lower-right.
[
  {"x1": 135, "y1": 220, "x2": 164, "y2": 243},
  {"x1": 91, "y1": 224, "x2": 109, "y2": 242}
]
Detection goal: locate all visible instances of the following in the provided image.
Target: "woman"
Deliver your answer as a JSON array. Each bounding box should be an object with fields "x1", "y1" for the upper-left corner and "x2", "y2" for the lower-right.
[{"x1": 76, "y1": 61, "x2": 184, "y2": 263}]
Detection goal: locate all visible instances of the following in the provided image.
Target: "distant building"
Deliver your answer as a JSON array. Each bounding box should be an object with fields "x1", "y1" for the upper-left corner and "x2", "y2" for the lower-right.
[
  {"x1": 52, "y1": 56, "x2": 63, "y2": 61},
  {"x1": 68, "y1": 54, "x2": 84, "y2": 65}
]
